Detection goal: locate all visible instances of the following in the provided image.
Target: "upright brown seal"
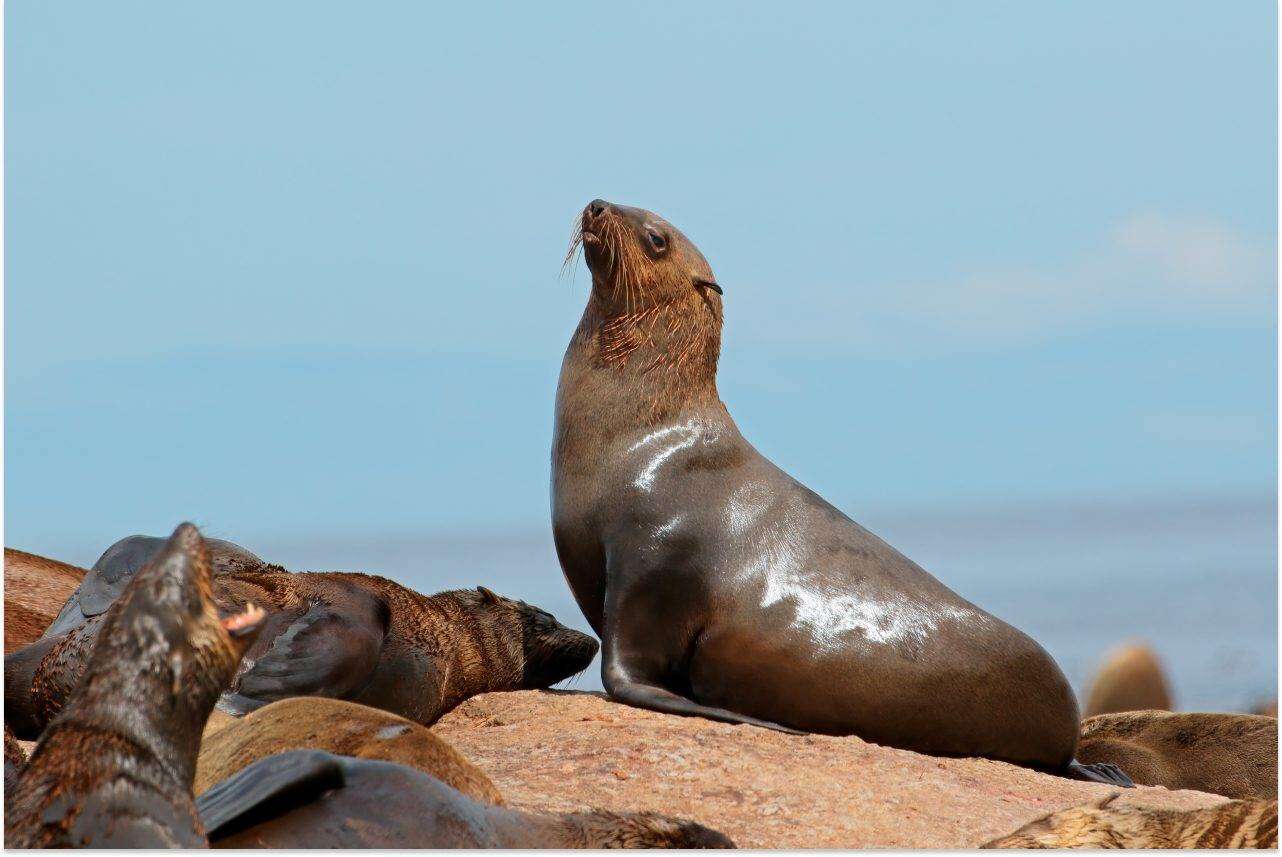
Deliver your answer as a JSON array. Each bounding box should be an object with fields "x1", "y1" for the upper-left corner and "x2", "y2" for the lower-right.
[
  {"x1": 982, "y1": 792, "x2": 1278, "y2": 849},
  {"x1": 5, "y1": 523, "x2": 265, "y2": 848},
  {"x1": 7, "y1": 564, "x2": 596, "y2": 736},
  {"x1": 194, "y1": 696, "x2": 504, "y2": 804},
  {"x1": 1083, "y1": 641, "x2": 1174, "y2": 717},
  {"x1": 3, "y1": 548, "x2": 85, "y2": 652},
  {"x1": 1077, "y1": 710, "x2": 1278, "y2": 799},
  {"x1": 197, "y1": 749, "x2": 733, "y2": 848},
  {"x1": 552, "y1": 199, "x2": 1126, "y2": 784}
]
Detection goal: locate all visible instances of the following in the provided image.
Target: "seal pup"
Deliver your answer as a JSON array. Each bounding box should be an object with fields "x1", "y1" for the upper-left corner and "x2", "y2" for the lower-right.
[
  {"x1": 7, "y1": 572, "x2": 597, "y2": 736},
  {"x1": 3, "y1": 548, "x2": 85, "y2": 652},
  {"x1": 981, "y1": 792, "x2": 1278, "y2": 849},
  {"x1": 198, "y1": 748, "x2": 734, "y2": 848},
  {"x1": 1078, "y1": 710, "x2": 1277, "y2": 800},
  {"x1": 1083, "y1": 641, "x2": 1174, "y2": 717},
  {"x1": 41, "y1": 533, "x2": 270, "y2": 639},
  {"x1": 552, "y1": 199, "x2": 1128, "y2": 785},
  {"x1": 5, "y1": 523, "x2": 265, "y2": 848},
  {"x1": 194, "y1": 696, "x2": 504, "y2": 804}
]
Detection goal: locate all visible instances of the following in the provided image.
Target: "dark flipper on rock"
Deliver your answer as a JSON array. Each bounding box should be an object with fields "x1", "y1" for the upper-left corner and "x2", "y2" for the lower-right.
[{"x1": 198, "y1": 749, "x2": 347, "y2": 841}]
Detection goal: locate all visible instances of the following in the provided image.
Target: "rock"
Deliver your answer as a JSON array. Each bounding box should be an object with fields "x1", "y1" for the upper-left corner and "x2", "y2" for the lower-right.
[{"x1": 433, "y1": 690, "x2": 1228, "y2": 849}]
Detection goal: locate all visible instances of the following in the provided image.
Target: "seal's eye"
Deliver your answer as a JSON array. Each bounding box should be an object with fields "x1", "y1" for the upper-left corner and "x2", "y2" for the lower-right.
[{"x1": 647, "y1": 230, "x2": 667, "y2": 252}]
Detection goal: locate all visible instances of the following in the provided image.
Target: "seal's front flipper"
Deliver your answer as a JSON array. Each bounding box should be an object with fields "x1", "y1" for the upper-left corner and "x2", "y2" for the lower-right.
[
  {"x1": 230, "y1": 597, "x2": 386, "y2": 707},
  {"x1": 604, "y1": 673, "x2": 806, "y2": 735},
  {"x1": 1065, "y1": 759, "x2": 1134, "y2": 787},
  {"x1": 197, "y1": 749, "x2": 347, "y2": 841}
]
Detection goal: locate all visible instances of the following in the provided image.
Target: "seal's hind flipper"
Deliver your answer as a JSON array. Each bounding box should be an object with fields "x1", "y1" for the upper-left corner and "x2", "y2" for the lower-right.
[
  {"x1": 1065, "y1": 759, "x2": 1135, "y2": 787},
  {"x1": 42, "y1": 534, "x2": 265, "y2": 639},
  {"x1": 197, "y1": 749, "x2": 347, "y2": 840}
]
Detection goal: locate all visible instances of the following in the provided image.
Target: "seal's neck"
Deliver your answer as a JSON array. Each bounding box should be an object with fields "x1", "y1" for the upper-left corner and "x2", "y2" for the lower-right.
[
  {"x1": 559, "y1": 289, "x2": 725, "y2": 433},
  {"x1": 420, "y1": 592, "x2": 523, "y2": 710},
  {"x1": 45, "y1": 638, "x2": 210, "y2": 789}
]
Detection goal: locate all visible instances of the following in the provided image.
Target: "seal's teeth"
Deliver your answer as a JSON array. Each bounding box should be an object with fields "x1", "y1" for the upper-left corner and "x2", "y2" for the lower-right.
[{"x1": 221, "y1": 602, "x2": 266, "y2": 635}]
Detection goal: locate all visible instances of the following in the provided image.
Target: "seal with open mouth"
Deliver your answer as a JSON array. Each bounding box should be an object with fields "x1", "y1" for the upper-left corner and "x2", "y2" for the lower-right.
[
  {"x1": 552, "y1": 199, "x2": 1128, "y2": 785},
  {"x1": 5, "y1": 523, "x2": 265, "y2": 848}
]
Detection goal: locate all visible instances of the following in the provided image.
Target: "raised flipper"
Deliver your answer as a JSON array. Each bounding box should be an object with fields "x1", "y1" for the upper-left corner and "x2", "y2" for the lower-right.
[
  {"x1": 225, "y1": 596, "x2": 387, "y2": 710},
  {"x1": 197, "y1": 749, "x2": 347, "y2": 840},
  {"x1": 1065, "y1": 759, "x2": 1135, "y2": 787},
  {"x1": 43, "y1": 534, "x2": 265, "y2": 639}
]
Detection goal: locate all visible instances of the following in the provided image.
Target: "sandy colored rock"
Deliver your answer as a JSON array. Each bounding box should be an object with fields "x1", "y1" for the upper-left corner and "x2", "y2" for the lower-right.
[{"x1": 433, "y1": 690, "x2": 1228, "y2": 849}]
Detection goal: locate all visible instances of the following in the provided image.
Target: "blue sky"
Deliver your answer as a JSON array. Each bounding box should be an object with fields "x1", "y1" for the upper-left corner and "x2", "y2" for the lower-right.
[{"x1": 6, "y1": 1, "x2": 1276, "y2": 551}]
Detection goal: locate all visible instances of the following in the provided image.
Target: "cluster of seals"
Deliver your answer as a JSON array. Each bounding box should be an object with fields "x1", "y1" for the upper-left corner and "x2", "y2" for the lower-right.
[
  {"x1": 1077, "y1": 710, "x2": 1278, "y2": 800},
  {"x1": 6, "y1": 535, "x2": 598, "y2": 737},
  {"x1": 3, "y1": 548, "x2": 84, "y2": 652},
  {"x1": 982, "y1": 792, "x2": 1278, "y2": 849},
  {"x1": 1083, "y1": 641, "x2": 1174, "y2": 717},
  {"x1": 194, "y1": 696, "x2": 504, "y2": 804},
  {"x1": 551, "y1": 199, "x2": 1126, "y2": 785},
  {"x1": 5, "y1": 523, "x2": 266, "y2": 848},
  {"x1": 198, "y1": 748, "x2": 733, "y2": 848},
  {"x1": 5, "y1": 524, "x2": 732, "y2": 849}
]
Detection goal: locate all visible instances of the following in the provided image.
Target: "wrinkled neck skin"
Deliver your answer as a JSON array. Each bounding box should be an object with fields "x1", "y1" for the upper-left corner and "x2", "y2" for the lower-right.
[{"x1": 555, "y1": 282, "x2": 731, "y2": 467}]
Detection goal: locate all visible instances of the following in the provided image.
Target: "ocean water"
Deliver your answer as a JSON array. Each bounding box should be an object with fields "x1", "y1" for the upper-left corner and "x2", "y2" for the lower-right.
[{"x1": 46, "y1": 493, "x2": 1278, "y2": 714}]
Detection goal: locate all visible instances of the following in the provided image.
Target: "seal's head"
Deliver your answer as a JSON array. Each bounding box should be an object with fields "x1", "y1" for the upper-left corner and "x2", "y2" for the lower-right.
[
  {"x1": 84, "y1": 522, "x2": 266, "y2": 733},
  {"x1": 569, "y1": 199, "x2": 722, "y2": 313},
  {"x1": 462, "y1": 586, "x2": 599, "y2": 689}
]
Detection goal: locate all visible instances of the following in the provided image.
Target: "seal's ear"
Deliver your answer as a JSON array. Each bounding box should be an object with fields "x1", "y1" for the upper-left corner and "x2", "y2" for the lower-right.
[
  {"x1": 476, "y1": 586, "x2": 501, "y2": 604},
  {"x1": 694, "y1": 277, "x2": 723, "y2": 295}
]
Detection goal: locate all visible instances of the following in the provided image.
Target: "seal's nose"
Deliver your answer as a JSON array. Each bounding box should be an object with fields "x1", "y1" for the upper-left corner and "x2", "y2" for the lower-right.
[{"x1": 587, "y1": 199, "x2": 609, "y2": 218}]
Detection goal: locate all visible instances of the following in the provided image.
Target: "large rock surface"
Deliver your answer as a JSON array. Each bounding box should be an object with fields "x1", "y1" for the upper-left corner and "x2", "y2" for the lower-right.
[{"x1": 433, "y1": 690, "x2": 1228, "y2": 849}]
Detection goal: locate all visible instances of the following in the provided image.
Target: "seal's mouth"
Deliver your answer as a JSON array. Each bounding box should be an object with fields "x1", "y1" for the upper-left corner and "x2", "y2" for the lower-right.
[{"x1": 220, "y1": 602, "x2": 266, "y2": 638}]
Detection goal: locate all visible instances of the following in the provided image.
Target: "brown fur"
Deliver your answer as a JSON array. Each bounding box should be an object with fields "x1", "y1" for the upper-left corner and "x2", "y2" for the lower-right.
[
  {"x1": 982, "y1": 792, "x2": 1278, "y2": 848},
  {"x1": 4, "y1": 724, "x2": 27, "y2": 794},
  {"x1": 5, "y1": 524, "x2": 262, "y2": 848},
  {"x1": 3, "y1": 549, "x2": 85, "y2": 652},
  {"x1": 1078, "y1": 710, "x2": 1277, "y2": 799},
  {"x1": 194, "y1": 697, "x2": 503, "y2": 804},
  {"x1": 1083, "y1": 642, "x2": 1173, "y2": 717}
]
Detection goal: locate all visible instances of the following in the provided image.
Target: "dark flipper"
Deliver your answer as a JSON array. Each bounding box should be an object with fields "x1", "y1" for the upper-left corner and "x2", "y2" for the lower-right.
[
  {"x1": 197, "y1": 749, "x2": 347, "y2": 840},
  {"x1": 229, "y1": 597, "x2": 386, "y2": 707},
  {"x1": 43, "y1": 534, "x2": 265, "y2": 639},
  {"x1": 1065, "y1": 759, "x2": 1135, "y2": 787},
  {"x1": 604, "y1": 673, "x2": 806, "y2": 735}
]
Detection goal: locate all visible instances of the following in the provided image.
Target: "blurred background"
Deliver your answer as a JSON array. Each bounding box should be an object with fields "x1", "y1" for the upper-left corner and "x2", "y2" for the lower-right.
[{"x1": 7, "y1": 1, "x2": 1276, "y2": 709}]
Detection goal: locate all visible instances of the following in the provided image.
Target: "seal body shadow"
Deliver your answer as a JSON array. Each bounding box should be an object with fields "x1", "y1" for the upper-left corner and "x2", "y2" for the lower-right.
[{"x1": 552, "y1": 200, "x2": 1090, "y2": 773}]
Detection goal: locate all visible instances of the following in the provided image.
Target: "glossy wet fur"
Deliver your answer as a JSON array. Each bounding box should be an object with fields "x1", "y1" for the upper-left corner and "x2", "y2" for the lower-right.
[
  {"x1": 553, "y1": 200, "x2": 1089, "y2": 769},
  {"x1": 5, "y1": 524, "x2": 262, "y2": 848}
]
